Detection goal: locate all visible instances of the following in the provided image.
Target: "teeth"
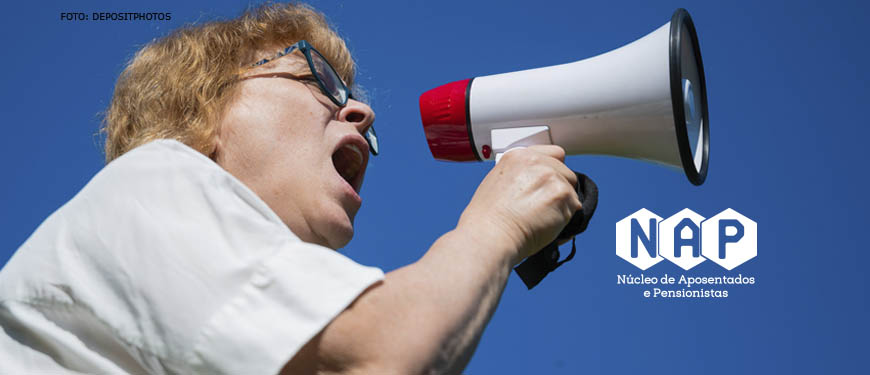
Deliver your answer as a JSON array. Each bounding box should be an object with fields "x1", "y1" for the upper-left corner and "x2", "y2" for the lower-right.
[
  {"x1": 333, "y1": 143, "x2": 364, "y2": 188},
  {"x1": 346, "y1": 144, "x2": 363, "y2": 160}
]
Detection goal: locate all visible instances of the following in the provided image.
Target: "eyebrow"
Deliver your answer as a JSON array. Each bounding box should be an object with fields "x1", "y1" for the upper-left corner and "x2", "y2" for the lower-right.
[
  {"x1": 257, "y1": 51, "x2": 308, "y2": 69},
  {"x1": 242, "y1": 71, "x2": 314, "y2": 81}
]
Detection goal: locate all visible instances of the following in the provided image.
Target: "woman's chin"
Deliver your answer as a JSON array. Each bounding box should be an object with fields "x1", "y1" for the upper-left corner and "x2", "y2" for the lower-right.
[
  {"x1": 326, "y1": 227, "x2": 354, "y2": 249},
  {"x1": 319, "y1": 214, "x2": 355, "y2": 250}
]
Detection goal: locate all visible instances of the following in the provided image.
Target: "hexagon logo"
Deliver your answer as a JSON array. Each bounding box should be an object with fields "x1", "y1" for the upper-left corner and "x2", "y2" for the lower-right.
[
  {"x1": 701, "y1": 208, "x2": 757, "y2": 270},
  {"x1": 659, "y1": 208, "x2": 707, "y2": 270},
  {"x1": 616, "y1": 208, "x2": 663, "y2": 270}
]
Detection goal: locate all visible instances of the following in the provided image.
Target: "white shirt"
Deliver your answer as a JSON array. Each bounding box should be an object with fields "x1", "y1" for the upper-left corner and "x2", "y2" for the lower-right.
[{"x1": 0, "y1": 140, "x2": 384, "y2": 374}]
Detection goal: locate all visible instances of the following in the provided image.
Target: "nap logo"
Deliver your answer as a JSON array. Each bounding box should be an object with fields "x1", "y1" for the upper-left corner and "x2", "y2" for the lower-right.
[{"x1": 615, "y1": 208, "x2": 757, "y2": 271}]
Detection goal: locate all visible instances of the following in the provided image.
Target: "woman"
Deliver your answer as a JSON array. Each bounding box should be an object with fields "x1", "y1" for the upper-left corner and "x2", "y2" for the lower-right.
[{"x1": 0, "y1": 3, "x2": 580, "y2": 374}]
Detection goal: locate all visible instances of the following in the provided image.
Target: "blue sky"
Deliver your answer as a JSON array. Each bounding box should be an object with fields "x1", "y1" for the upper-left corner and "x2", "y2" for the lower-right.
[{"x1": 1, "y1": 1, "x2": 868, "y2": 373}]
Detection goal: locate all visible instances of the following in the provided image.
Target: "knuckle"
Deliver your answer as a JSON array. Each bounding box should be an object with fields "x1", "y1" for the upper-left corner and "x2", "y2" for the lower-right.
[
  {"x1": 550, "y1": 170, "x2": 567, "y2": 185},
  {"x1": 558, "y1": 183, "x2": 576, "y2": 199},
  {"x1": 565, "y1": 171, "x2": 578, "y2": 186},
  {"x1": 544, "y1": 177, "x2": 574, "y2": 200},
  {"x1": 539, "y1": 167, "x2": 560, "y2": 184},
  {"x1": 503, "y1": 148, "x2": 530, "y2": 163},
  {"x1": 525, "y1": 151, "x2": 541, "y2": 163}
]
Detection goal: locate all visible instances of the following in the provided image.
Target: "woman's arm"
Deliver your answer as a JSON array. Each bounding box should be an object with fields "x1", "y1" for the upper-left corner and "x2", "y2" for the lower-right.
[{"x1": 283, "y1": 146, "x2": 581, "y2": 375}]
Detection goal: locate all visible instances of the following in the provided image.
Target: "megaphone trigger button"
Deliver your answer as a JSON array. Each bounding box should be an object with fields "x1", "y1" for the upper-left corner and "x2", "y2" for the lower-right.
[{"x1": 482, "y1": 145, "x2": 491, "y2": 159}]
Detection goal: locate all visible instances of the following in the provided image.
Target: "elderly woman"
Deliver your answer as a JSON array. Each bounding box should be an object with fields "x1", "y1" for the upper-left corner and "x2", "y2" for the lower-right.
[{"x1": 0, "y1": 3, "x2": 580, "y2": 374}]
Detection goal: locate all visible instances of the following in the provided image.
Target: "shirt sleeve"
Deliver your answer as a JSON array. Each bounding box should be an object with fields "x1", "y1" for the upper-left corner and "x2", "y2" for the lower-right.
[
  {"x1": 0, "y1": 139, "x2": 384, "y2": 374},
  {"x1": 187, "y1": 240, "x2": 383, "y2": 374}
]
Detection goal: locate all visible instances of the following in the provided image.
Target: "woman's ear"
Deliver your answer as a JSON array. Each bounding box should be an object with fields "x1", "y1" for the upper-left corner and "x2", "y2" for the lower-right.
[{"x1": 209, "y1": 135, "x2": 222, "y2": 161}]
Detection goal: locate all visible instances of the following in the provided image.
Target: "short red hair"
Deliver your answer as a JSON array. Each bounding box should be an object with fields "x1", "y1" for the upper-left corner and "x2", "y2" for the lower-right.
[{"x1": 102, "y1": 2, "x2": 356, "y2": 162}]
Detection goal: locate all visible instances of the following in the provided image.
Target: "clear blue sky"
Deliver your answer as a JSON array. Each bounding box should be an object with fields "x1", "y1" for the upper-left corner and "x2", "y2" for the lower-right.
[{"x1": 2, "y1": 1, "x2": 868, "y2": 373}]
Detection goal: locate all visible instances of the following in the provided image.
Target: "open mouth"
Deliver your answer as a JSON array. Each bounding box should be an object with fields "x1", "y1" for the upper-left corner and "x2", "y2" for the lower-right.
[{"x1": 332, "y1": 140, "x2": 367, "y2": 193}]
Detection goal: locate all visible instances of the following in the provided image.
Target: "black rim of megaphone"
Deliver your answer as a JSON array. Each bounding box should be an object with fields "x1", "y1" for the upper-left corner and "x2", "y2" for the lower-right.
[{"x1": 669, "y1": 8, "x2": 709, "y2": 186}]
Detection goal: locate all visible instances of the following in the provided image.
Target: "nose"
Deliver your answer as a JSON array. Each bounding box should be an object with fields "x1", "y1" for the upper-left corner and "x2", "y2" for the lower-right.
[{"x1": 338, "y1": 99, "x2": 375, "y2": 135}]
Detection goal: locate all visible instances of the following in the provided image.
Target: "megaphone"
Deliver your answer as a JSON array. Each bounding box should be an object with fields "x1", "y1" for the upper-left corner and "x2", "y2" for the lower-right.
[
  {"x1": 419, "y1": 9, "x2": 710, "y2": 289},
  {"x1": 419, "y1": 8, "x2": 709, "y2": 185}
]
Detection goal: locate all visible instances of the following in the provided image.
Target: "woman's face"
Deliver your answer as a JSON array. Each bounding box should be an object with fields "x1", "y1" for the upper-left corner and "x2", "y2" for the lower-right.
[{"x1": 214, "y1": 52, "x2": 375, "y2": 249}]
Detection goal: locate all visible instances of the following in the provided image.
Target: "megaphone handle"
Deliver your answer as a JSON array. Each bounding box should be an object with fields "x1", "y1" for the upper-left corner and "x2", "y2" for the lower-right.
[{"x1": 514, "y1": 172, "x2": 599, "y2": 289}]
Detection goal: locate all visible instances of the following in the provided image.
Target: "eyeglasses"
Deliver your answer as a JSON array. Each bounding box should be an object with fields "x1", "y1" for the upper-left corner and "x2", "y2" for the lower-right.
[{"x1": 250, "y1": 40, "x2": 378, "y2": 156}]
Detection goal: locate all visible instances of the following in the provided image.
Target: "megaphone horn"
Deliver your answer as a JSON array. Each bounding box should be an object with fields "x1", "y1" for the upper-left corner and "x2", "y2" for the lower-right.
[{"x1": 419, "y1": 8, "x2": 710, "y2": 185}]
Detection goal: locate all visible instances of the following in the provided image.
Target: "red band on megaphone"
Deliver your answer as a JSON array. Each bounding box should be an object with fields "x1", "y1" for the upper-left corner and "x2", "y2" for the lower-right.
[{"x1": 419, "y1": 78, "x2": 479, "y2": 161}]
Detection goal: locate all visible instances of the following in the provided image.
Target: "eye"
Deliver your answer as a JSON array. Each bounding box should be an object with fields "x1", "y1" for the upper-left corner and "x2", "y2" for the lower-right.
[
  {"x1": 296, "y1": 75, "x2": 319, "y2": 84},
  {"x1": 265, "y1": 72, "x2": 317, "y2": 84}
]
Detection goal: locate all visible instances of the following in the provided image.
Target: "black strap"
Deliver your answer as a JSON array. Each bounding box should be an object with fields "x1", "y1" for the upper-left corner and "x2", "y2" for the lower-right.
[{"x1": 514, "y1": 172, "x2": 598, "y2": 289}]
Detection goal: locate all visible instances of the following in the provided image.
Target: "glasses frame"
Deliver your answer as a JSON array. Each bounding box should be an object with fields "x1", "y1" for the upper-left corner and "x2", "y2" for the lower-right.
[{"x1": 250, "y1": 40, "x2": 379, "y2": 155}]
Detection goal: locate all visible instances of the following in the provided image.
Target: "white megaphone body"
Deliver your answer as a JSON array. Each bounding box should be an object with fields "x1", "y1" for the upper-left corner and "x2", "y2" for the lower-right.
[{"x1": 419, "y1": 8, "x2": 709, "y2": 185}]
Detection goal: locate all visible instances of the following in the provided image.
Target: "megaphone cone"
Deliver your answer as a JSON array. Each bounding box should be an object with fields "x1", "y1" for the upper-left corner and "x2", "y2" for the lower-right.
[{"x1": 420, "y1": 8, "x2": 709, "y2": 185}]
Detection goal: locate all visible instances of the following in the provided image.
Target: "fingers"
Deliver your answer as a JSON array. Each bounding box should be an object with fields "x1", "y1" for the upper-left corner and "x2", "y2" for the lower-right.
[
  {"x1": 551, "y1": 157, "x2": 578, "y2": 188},
  {"x1": 532, "y1": 147, "x2": 582, "y2": 214},
  {"x1": 506, "y1": 146, "x2": 578, "y2": 188},
  {"x1": 502, "y1": 146, "x2": 582, "y2": 218},
  {"x1": 466, "y1": 144, "x2": 585, "y2": 260},
  {"x1": 526, "y1": 145, "x2": 565, "y2": 161}
]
